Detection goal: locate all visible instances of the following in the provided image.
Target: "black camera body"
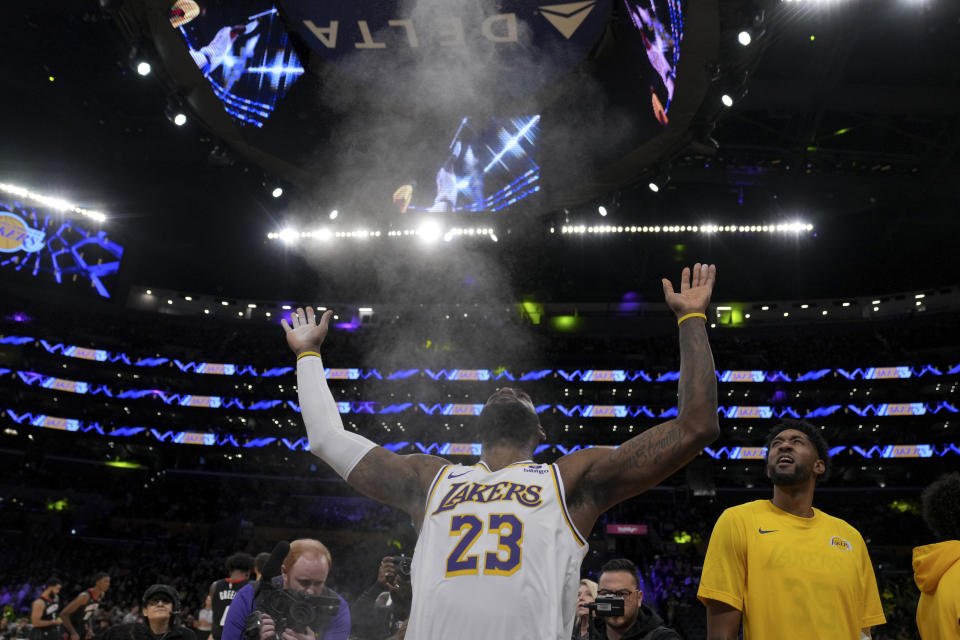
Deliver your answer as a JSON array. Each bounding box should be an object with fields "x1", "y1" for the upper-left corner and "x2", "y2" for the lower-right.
[
  {"x1": 245, "y1": 541, "x2": 340, "y2": 639},
  {"x1": 246, "y1": 580, "x2": 340, "y2": 638},
  {"x1": 588, "y1": 595, "x2": 625, "y2": 617},
  {"x1": 388, "y1": 556, "x2": 412, "y2": 577}
]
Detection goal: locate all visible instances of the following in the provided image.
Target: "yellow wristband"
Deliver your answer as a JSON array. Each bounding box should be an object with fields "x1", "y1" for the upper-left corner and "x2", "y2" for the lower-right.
[
  {"x1": 677, "y1": 312, "x2": 707, "y2": 326},
  {"x1": 296, "y1": 351, "x2": 322, "y2": 361}
]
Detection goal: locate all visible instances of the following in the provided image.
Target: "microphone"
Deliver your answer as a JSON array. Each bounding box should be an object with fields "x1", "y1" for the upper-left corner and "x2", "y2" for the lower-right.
[{"x1": 256, "y1": 541, "x2": 290, "y2": 596}]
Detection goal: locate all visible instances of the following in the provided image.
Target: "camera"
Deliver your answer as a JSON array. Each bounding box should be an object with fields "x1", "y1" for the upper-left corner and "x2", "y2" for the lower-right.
[
  {"x1": 587, "y1": 595, "x2": 625, "y2": 617},
  {"x1": 388, "y1": 556, "x2": 412, "y2": 577},
  {"x1": 248, "y1": 587, "x2": 340, "y2": 636}
]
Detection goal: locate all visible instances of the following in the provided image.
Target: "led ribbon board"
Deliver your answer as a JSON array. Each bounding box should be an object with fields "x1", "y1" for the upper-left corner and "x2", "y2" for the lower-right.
[
  {"x1": 6, "y1": 337, "x2": 958, "y2": 383},
  {"x1": 5, "y1": 407, "x2": 960, "y2": 459}
]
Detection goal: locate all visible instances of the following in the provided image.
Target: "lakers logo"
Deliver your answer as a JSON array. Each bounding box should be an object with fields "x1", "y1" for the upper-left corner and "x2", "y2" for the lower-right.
[
  {"x1": 432, "y1": 480, "x2": 543, "y2": 515},
  {"x1": 0, "y1": 212, "x2": 45, "y2": 253},
  {"x1": 829, "y1": 536, "x2": 852, "y2": 551}
]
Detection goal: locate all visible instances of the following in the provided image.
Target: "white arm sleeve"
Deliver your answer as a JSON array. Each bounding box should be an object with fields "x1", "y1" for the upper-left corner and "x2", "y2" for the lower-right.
[{"x1": 296, "y1": 354, "x2": 377, "y2": 480}]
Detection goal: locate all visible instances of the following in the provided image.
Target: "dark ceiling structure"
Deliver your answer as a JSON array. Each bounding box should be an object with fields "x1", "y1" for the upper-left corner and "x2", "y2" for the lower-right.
[{"x1": 1, "y1": 0, "x2": 958, "y2": 306}]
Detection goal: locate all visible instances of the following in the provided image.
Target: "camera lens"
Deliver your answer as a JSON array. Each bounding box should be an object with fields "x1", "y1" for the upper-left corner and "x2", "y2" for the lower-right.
[{"x1": 288, "y1": 602, "x2": 313, "y2": 626}]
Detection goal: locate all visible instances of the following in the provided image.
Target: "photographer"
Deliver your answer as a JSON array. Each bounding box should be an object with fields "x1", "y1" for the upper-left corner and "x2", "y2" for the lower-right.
[
  {"x1": 589, "y1": 560, "x2": 678, "y2": 640},
  {"x1": 97, "y1": 585, "x2": 195, "y2": 640},
  {"x1": 350, "y1": 557, "x2": 412, "y2": 640},
  {"x1": 221, "y1": 540, "x2": 349, "y2": 640}
]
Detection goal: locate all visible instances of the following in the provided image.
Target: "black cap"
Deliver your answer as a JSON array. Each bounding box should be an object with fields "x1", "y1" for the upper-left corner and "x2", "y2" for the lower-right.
[{"x1": 142, "y1": 584, "x2": 178, "y2": 607}]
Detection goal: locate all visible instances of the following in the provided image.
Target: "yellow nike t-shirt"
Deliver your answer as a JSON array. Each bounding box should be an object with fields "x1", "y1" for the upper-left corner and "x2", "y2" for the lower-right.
[{"x1": 697, "y1": 500, "x2": 886, "y2": 639}]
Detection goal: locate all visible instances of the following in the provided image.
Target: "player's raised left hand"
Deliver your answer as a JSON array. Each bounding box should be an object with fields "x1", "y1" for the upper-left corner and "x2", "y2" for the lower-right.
[
  {"x1": 662, "y1": 263, "x2": 717, "y2": 318},
  {"x1": 281, "y1": 306, "x2": 333, "y2": 356}
]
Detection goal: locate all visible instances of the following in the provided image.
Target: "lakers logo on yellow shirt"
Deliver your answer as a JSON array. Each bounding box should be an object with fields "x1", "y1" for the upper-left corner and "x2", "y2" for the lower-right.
[{"x1": 829, "y1": 536, "x2": 852, "y2": 551}]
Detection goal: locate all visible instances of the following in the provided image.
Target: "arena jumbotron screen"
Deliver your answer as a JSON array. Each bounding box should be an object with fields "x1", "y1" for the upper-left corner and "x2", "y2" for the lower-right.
[
  {"x1": 165, "y1": 0, "x2": 686, "y2": 215},
  {"x1": 0, "y1": 200, "x2": 125, "y2": 299}
]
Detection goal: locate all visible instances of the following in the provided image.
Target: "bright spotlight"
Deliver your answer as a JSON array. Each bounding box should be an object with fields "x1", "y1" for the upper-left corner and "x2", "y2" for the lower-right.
[
  {"x1": 271, "y1": 187, "x2": 283, "y2": 198},
  {"x1": 136, "y1": 61, "x2": 152, "y2": 76},
  {"x1": 737, "y1": 30, "x2": 752, "y2": 46},
  {"x1": 648, "y1": 182, "x2": 660, "y2": 193},
  {"x1": 278, "y1": 228, "x2": 298, "y2": 244},
  {"x1": 173, "y1": 113, "x2": 187, "y2": 126},
  {"x1": 417, "y1": 220, "x2": 442, "y2": 243},
  {"x1": 598, "y1": 206, "x2": 608, "y2": 216},
  {"x1": 490, "y1": 233, "x2": 499, "y2": 243},
  {"x1": 721, "y1": 94, "x2": 734, "y2": 107},
  {"x1": 329, "y1": 209, "x2": 339, "y2": 220}
]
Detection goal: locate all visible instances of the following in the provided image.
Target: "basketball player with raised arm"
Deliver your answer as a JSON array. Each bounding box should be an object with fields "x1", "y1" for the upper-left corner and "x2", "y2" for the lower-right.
[{"x1": 283, "y1": 263, "x2": 720, "y2": 640}]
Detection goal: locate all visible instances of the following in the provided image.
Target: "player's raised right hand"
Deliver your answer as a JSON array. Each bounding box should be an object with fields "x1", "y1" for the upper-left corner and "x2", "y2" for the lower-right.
[
  {"x1": 281, "y1": 306, "x2": 333, "y2": 356},
  {"x1": 661, "y1": 263, "x2": 717, "y2": 318}
]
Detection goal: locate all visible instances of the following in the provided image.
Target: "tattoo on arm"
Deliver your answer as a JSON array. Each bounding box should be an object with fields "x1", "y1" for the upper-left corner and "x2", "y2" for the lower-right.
[
  {"x1": 677, "y1": 320, "x2": 717, "y2": 420},
  {"x1": 612, "y1": 423, "x2": 685, "y2": 473},
  {"x1": 603, "y1": 320, "x2": 716, "y2": 486}
]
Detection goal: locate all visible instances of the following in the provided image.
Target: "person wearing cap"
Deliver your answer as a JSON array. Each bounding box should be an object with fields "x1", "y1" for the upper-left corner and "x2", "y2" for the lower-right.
[
  {"x1": 97, "y1": 585, "x2": 196, "y2": 640},
  {"x1": 30, "y1": 577, "x2": 63, "y2": 640}
]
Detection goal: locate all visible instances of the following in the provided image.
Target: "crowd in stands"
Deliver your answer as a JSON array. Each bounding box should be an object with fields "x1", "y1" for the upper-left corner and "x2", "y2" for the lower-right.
[
  {"x1": 3, "y1": 289, "x2": 959, "y2": 372},
  {"x1": 0, "y1": 473, "x2": 937, "y2": 640}
]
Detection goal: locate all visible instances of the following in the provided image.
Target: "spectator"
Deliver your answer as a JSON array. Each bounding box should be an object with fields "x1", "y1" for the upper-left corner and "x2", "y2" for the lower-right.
[
  {"x1": 572, "y1": 579, "x2": 597, "y2": 640},
  {"x1": 194, "y1": 596, "x2": 213, "y2": 640},
  {"x1": 97, "y1": 585, "x2": 195, "y2": 640},
  {"x1": 913, "y1": 472, "x2": 960, "y2": 639}
]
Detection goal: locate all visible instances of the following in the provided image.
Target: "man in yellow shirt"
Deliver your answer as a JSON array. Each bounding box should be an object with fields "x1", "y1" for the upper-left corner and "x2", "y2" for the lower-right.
[
  {"x1": 913, "y1": 472, "x2": 960, "y2": 639},
  {"x1": 697, "y1": 419, "x2": 886, "y2": 639}
]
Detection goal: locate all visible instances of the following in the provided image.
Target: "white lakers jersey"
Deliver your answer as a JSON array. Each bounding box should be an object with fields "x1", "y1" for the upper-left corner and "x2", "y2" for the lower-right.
[{"x1": 405, "y1": 461, "x2": 589, "y2": 640}]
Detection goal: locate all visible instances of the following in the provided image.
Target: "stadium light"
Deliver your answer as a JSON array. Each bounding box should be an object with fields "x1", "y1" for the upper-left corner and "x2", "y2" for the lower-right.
[
  {"x1": 417, "y1": 220, "x2": 442, "y2": 243},
  {"x1": 136, "y1": 61, "x2": 152, "y2": 76},
  {"x1": 329, "y1": 209, "x2": 338, "y2": 220},
  {"x1": 0, "y1": 182, "x2": 107, "y2": 222},
  {"x1": 721, "y1": 94, "x2": 734, "y2": 107},
  {"x1": 165, "y1": 98, "x2": 188, "y2": 127},
  {"x1": 598, "y1": 206, "x2": 608, "y2": 216},
  {"x1": 738, "y1": 30, "x2": 752, "y2": 46},
  {"x1": 278, "y1": 228, "x2": 298, "y2": 244}
]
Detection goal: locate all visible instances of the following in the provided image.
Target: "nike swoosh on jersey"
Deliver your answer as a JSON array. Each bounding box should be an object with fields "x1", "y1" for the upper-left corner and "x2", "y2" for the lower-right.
[
  {"x1": 448, "y1": 470, "x2": 473, "y2": 478},
  {"x1": 758, "y1": 527, "x2": 778, "y2": 534}
]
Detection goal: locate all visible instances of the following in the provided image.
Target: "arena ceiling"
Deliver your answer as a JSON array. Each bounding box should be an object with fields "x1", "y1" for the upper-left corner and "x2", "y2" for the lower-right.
[{"x1": 1, "y1": 0, "x2": 958, "y2": 306}]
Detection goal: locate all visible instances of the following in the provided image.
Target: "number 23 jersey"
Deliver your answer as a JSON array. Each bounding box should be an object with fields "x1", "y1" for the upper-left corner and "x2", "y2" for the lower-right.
[{"x1": 406, "y1": 461, "x2": 589, "y2": 640}]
